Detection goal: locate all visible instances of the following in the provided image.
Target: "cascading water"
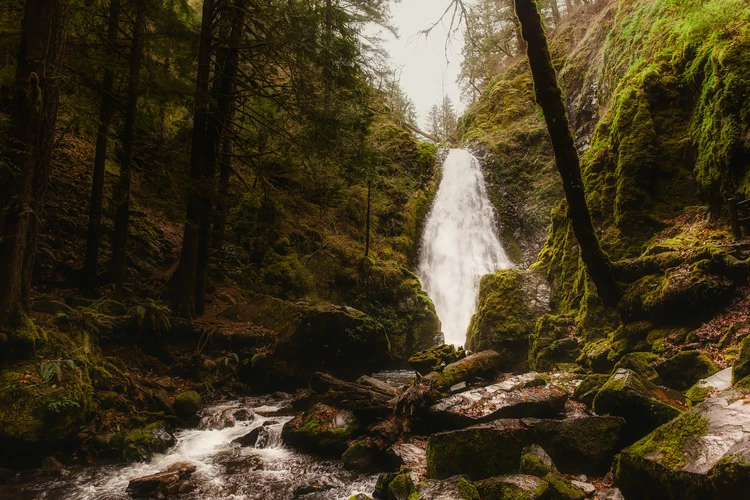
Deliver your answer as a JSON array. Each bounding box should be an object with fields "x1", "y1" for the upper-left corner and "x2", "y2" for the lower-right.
[{"x1": 418, "y1": 149, "x2": 510, "y2": 347}]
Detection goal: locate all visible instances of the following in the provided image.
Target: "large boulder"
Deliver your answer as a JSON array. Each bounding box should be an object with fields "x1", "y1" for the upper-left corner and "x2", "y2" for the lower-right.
[
  {"x1": 685, "y1": 367, "x2": 732, "y2": 405},
  {"x1": 423, "y1": 350, "x2": 502, "y2": 391},
  {"x1": 173, "y1": 391, "x2": 202, "y2": 419},
  {"x1": 281, "y1": 403, "x2": 362, "y2": 456},
  {"x1": 426, "y1": 413, "x2": 624, "y2": 480},
  {"x1": 466, "y1": 270, "x2": 550, "y2": 372},
  {"x1": 409, "y1": 476, "x2": 481, "y2": 500},
  {"x1": 654, "y1": 350, "x2": 717, "y2": 391},
  {"x1": 732, "y1": 334, "x2": 750, "y2": 385},
  {"x1": 110, "y1": 422, "x2": 176, "y2": 462},
  {"x1": 225, "y1": 293, "x2": 392, "y2": 387},
  {"x1": 593, "y1": 369, "x2": 687, "y2": 443},
  {"x1": 127, "y1": 461, "x2": 196, "y2": 498},
  {"x1": 615, "y1": 391, "x2": 750, "y2": 499},
  {"x1": 430, "y1": 373, "x2": 567, "y2": 429}
]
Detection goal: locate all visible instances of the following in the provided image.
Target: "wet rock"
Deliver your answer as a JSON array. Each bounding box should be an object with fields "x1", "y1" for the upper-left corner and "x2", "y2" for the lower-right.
[
  {"x1": 388, "y1": 471, "x2": 416, "y2": 500},
  {"x1": 613, "y1": 352, "x2": 659, "y2": 380},
  {"x1": 342, "y1": 418, "x2": 403, "y2": 472},
  {"x1": 153, "y1": 377, "x2": 176, "y2": 392},
  {"x1": 573, "y1": 374, "x2": 609, "y2": 409},
  {"x1": 387, "y1": 440, "x2": 427, "y2": 476},
  {"x1": 520, "y1": 444, "x2": 557, "y2": 477},
  {"x1": 615, "y1": 391, "x2": 750, "y2": 499},
  {"x1": 410, "y1": 475, "x2": 481, "y2": 499},
  {"x1": 430, "y1": 373, "x2": 567, "y2": 429},
  {"x1": 126, "y1": 461, "x2": 196, "y2": 498},
  {"x1": 450, "y1": 381, "x2": 468, "y2": 393},
  {"x1": 654, "y1": 350, "x2": 717, "y2": 391},
  {"x1": 199, "y1": 407, "x2": 238, "y2": 430},
  {"x1": 593, "y1": 369, "x2": 687, "y2": 443},
  {"x1": 303, "y1": 372, "x2": 396, "y2": 421},
  {"x1": 546, "y1": 473, "x2": 586, "y2": 499},
  {"x1": 232, "y1": 426, "x2": 269, "y2": 448},
  {"x1": 110, "y1": 422, "x2": 175, "y2": 462},
  {"x1": 426, "y1": 413, "x2": 624, "y2": 480},
  {"x1": 577, "y1": 339, "x2": 616, "y2": 373},
  {"x1": 41, "y1": 456, "x2": 66, "y2": 476},
  {"x1": 408, "y1": 344, "x2": 467, "y2": 375},
  {"x1": 423, "y1": 350, "x2": 502, "y2": 391},
  {"x1": 475, "y1": 474, "x2": 549, "y2": 500},
  {"x1": 595, "y1": 488, "x2": 624, "y2": 500},
  {"x1": 686, "y1": 367, "x2": 732, "y2": 404},
  {"x1": 149, "y1": 387, "x2": 175, "y2": 415},
  {"x1": 174, "y1": 391, "x2": 202, "y2": 419},
  {"x1": 373, "y1": 472, "x2": 398, "y2": 499},
  {"x1": 281, "y1": 403, "x2": 362, "y2": 456},
  {"x1": 732, "y1": 333, "x2": 750, "y2": 384},
  {"x1": 292, "y1": 480, "x2": 335, "y2": 497},
  {"x1": 348, "y1": 495, "x2": 374, "y2": 500},
  {"x1": 233, "y1": 409, "x2": 254, "y2": 421},
  {"x1": 466, "y1": 269, "x2": 550, "y2": 372}
]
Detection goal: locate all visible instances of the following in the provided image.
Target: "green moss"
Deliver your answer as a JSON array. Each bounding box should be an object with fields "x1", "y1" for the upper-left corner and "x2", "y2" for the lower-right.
[
  {"x1": 408, "y1": 344, "x2": 466, "y2": 375},
  {"x1": 573, "y1": 374, "x2": 610, "y2": 408},
  {"x1": 173, "y1": 390, "x2": 201, "y2": 418},
  {"x1": 732, "y1": 335, "x2": 750, "y2": 385},
  {"x1": 545, "y1": 473, "x2": 585, "y2": 500},
  {"x1": 388, "y1": 471, "x2": 415, "y2": 500},
  {"x1": 626, "y1": 412, "x2": 710, "y2": 469},
  {"x1": 656, "y1": 350, "x2": 717, "y2": 391}
]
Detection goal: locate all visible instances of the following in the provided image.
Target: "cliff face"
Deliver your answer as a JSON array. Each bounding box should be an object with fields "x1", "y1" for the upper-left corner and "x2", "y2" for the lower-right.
[{"x1": 466, "y1": 0, "x2": 750, "y2": 370}]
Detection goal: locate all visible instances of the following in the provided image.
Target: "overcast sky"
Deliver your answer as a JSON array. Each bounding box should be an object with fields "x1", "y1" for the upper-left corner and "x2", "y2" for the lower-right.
[{"x1": 369, "y1": 0, "x2": 471, "y2": 129}]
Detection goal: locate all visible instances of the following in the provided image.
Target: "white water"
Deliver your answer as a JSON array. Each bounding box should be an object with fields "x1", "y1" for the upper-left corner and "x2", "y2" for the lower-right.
[{"x1": 418, "y1": 149, "x2": 510, "y2": 347}]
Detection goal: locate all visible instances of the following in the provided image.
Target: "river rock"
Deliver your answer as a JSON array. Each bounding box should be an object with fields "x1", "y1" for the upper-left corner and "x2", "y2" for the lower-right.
[
  {"x1": 232, "y1": 426, "x2": 269, "y2": 448},
  {"x1": 430, "y1": 373, "x2": 567, "y2": 429},
  {"x1": 686, "y1": 367, "x2": 732, "y2": 404},
  {"x1": 281, "y1": 403, "x2": 361, "y2": 456},
  {"x1": 426, "y1": 413, "x2": 624, "y2": 480},
  {"x1": 546, "y1": 473, "x2": 586, "y2": 499},
  {"x1": 126, "y1": 461, "x2": 197, "y2": 498},
  {"x1": 174, "y1": 391, "x2": 202, "y2": 419},
  {"x1": 592, "y1": 368, "x2": 687, "y2": 443},
  {"x1": 408, "y1": 344, "x2": 467, "y2": 375},
  {"x1": 409, "y1": 475, "x2": 481, "y2": 499},
  {"x1": 654, "y1": 350, "x2": 718, "y2": 391},
  {"x1": 573, "y1": 374, "x2": 609, "y2": 408},
  {"x1": 423, "y1": 350, "x2": 502, "y2": 391},
  {"x1": 614, "y1": 391, "x2": 750, "y2": 499},
  {"x1": 41, "y1": 456, "x2": 66, "y2": 476},
  {"x1": 475, "y1": 474, "x2": 549, "y2": 500},
  {"x1": 520, "y1": 444, "x2": 557, "y2": 476}
]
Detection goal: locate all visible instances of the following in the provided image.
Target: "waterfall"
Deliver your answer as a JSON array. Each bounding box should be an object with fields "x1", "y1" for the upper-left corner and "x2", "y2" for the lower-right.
[{"x1": 418, "y1": 149, "x2": 510, "y2": 347}]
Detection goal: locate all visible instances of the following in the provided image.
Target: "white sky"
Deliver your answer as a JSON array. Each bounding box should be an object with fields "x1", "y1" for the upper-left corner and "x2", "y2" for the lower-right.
[{"x1": 370, "y1": 0, "x2": 471, "y2": 129}]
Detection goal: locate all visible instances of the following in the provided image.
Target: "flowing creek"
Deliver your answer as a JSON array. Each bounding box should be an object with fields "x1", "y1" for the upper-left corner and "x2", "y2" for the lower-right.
[
  {"x1": 418, "y1": 149, "x2": 510, "y2": 347},
  {"x1": 0, "y1": 395, "x2": 381, "y2": 499}
]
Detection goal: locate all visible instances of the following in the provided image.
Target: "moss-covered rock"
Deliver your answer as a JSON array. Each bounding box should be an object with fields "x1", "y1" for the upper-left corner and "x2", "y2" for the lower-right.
[
  {"x1": 110, "y1": 421, "x2": 175, "y2": 462},
  {"x1": 545, "y1": 473, "x2": 586, "y2": 500},
  {"x1": 615, "y1": 392, "x2": 750, "y2": 499},
  {"x1": 476, "y1": 474, "x2": 549, "y2": 500},
  {"x1": 654, "y1": 350, "x2": 717, "y2": 391},
  {"x1": 593, "y1": 369, "x2": 687, "y2": 444},
  {"x1": 408, "y1": 344, "x2": 466, "y2": 375},
  {"x1": 519, "y1": 445, "x2": 558, "y2": 477},
  {"x1": 426, "y1": 413, "x2": 623, "y2": 480},
  {"x1": 572, "y1": 374, "x2": 609, "y2": 408},
  {"x1": 613, "y1": 352, "x2": 659, "y2": 380},
  {"x1": 685, "y1": 367, "x2": 732, "y2": 405},
  {"x1": 576, "y1": 339, "x2": 615, "y2": 373},
  {"x1": 732, "y1": 334, "x2": 750, "y2": 385},
  {"x1": 466, "y1": 270, "x2": 549, "y2": 371},
  {"x1": 388, "y1": 470, "x2": 415, "y2": 500},
  {"x1": 423, "y1": 350, "x2": 502, "y2": 391},
  {"x1": 173, "y1": 391, "x2": 201, "y2": 419},
  {"x1": 409, "y1": 476, "x2": 481, "y2": 500},
  {"x1": 281, "y1": 403, "x2": 362, "y2": 456},
  {"x1": 528, "y1": 315, "x2": 581, "y2": 371}
]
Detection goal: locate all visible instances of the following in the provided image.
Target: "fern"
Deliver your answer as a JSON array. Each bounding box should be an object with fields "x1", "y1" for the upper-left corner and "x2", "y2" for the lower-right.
[
  {"x1": 128, "y1": 299, "x2": 172, "y2": 336},
  {"x1": 39, "y1": 358, "x2": 78, "y2": 384}
]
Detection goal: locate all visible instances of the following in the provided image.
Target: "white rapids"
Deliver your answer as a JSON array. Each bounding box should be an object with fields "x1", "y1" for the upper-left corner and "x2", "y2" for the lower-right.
[{"x1": 418, "y1": 149, "x2": 510, "y2": 347}]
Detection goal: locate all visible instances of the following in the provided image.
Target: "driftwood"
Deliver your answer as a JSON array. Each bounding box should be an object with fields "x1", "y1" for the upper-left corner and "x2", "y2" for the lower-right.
[{"x1": 294, "y1": 372, "x2": 399, "y2": 421}]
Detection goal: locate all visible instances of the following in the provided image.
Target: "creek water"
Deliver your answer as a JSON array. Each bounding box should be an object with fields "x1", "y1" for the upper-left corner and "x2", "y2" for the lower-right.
[
  {"x1": 0, "y1": 396, "x2": 379, "y2": 499},
  {"x1": 418, "y1": 149, "x2": 510, "y2": 347}
]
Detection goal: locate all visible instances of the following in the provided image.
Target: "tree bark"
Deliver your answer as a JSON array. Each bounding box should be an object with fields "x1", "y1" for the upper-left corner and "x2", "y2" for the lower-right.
[
  {"x1": 365, "y1": 179, "x2": 371, "y2": 257},
  {"x1": 83, "y1": 0, "x2": 121, "y2": 287},
  {"x1": 514, "y1": 0, "x2": 622, "y2": 307},
  {"x1": 111, "y1": 0, "x2": 146, "y2": 299},
  {"x1": 210, "y1": 111, "x2": 234, "y2": 254},
  {"x1": 0, "y1": 0, "x2": 69, "y2": 329},
  {"x1": 174, "y1": 0, "x2": 215, "y2": 318},
  {"x1": 549, "y1": 0, "x2": 562, "y2": 25}
]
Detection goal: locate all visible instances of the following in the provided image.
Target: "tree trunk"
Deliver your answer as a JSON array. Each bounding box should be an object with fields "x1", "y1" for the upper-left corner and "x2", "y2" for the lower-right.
[
  {"x1": 83, "y1": 0, "x2": 121, "y2": 287},
  {"x1": 514, "y1": 0, "x2": 622, "y2": 307},
  {"x1": 210, "y1": 112, "x2": 234, "y2": 254},
  {"x1": 549, "y1": 0, "x2": 561, "y2": 25},
  {"x1": 111, "y1": 0, "x2": 146, "y2": 299},
  {"x1": 174, "y1": 0, "x2": 215, "y2": 318},
  {"x1": 0, "y1": 0, "x2": 69, "y2": 329},
  {"x1": 365, "y1": 180, "x2": 371, "y2": 257}
]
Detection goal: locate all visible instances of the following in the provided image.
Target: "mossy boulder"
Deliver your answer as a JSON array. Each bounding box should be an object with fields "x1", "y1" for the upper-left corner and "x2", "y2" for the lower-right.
[
  {"x1": 614, "y1": 352, "x2": 659, "y2": 380},
  {"x1": 423, "y1": 350, "x2": 502, "y2": 391},
  {"x1": 0, "y1": 361, "x2": 94, "y2": 458},
  {"x1": 227, "y1": 293, "x2": 392, "y2": 388},
  {"x1": 615, "y1": 392, "x2": 750, "y2": 499},
  {"x1": 519, "y1": 445, "x2": 558, "y2": 477},
  {"x1": 466, "y1": 270, "x2": 550, "y2": 371},
  {"x1": 545, "y1": 473, "x2": 586, "y2": 500},
  {"x1": 426, "y1": 413, "x2": 624, "y2": 480},
  {"x1": 732, "y1": 334, "x2": 750, "y2": 385},
  {"x1": 409, "y1": 476, "x2": 481, "y2": 500},
  {"x1": 593, "y1": 369, "x2": 687, "y2": 444},
  {"x1": 476, "y1": 474, "x2": 549, "y2": 500},
  {"x1": 110, "y1": 422, "x2": 175, "y2": 462},
  {"x1": 173, "y1": 391, "x2": 201, "y2": 419},
  {"x1": 281, "y1": 403, "x2": 362, "y2": 456},
  {"x1": 3, "y1": 314, "x2": 46, "y2": 353},
  {"x1": 573, "y1": 374, "x2": 609, "y2": 408},
  {"x1": 654, "y1": 350, "x2": 717, "y2": 391},
  {"x1": 387, "y1": 470, "x2": 415, "y2": 500},
  {"x1": 577, "y1": 339, "x2": 615, "y2": 373},
  {"x1": 408, "y1": 344, "x2": 466, "y2": 375}
]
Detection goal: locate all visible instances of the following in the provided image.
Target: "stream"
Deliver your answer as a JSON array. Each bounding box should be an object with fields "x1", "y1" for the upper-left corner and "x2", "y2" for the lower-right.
[{"x1": 0, "y1": 396, "x2": 379, "y2": 499}]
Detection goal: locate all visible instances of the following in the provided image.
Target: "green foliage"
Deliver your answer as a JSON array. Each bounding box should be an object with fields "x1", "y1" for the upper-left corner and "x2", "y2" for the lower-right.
[{"x1": 128, "y1": 299, "x2": 172, "y2": 336}]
